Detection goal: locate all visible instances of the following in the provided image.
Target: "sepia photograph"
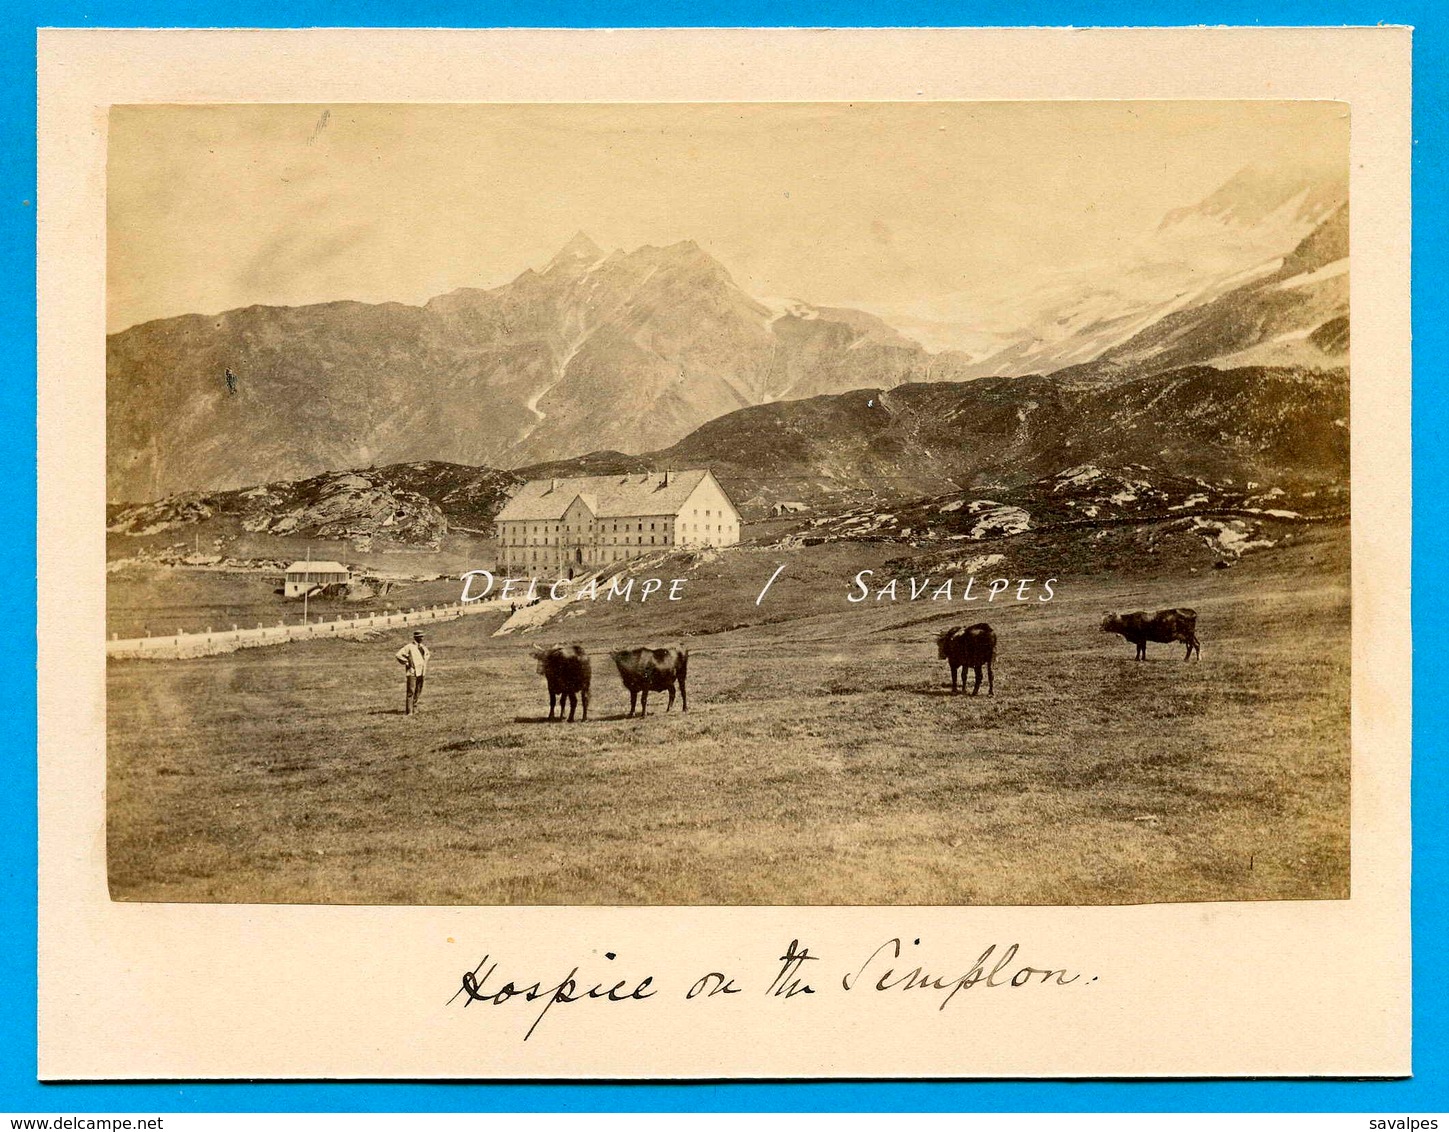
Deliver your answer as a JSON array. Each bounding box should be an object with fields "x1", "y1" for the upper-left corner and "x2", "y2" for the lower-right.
[{"x1": 103, "y1": 99, "x2": 1352, "y2": 908}]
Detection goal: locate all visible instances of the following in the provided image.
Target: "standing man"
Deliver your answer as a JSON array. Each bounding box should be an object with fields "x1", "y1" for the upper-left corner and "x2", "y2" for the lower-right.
[{"x1": 395, "y1": 630, "x2": 431, "y2": 715}]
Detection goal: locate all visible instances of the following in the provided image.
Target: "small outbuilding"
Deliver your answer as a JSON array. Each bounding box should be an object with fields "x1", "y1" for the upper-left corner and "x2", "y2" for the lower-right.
[{"x1": 282, "y1": 560, "x2": 351, "y2": 598}]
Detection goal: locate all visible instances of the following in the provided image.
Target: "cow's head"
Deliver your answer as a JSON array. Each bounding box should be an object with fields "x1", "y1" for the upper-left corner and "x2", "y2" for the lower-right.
[
  {"x1": 935, "y1": 627, "x2": 958, "y2": 658},
  {"x1": 530, "y1": 643, "x2": 552, "y2": 673},
  {"x1": 1100, "y1": 613, "x2": 1120, "y2": 633}
]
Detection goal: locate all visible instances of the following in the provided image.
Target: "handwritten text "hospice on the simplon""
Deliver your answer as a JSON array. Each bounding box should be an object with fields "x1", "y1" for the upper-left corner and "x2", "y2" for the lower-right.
[{"x1": 449, "y1": 938, "x2": 1094, "y2": 1039}]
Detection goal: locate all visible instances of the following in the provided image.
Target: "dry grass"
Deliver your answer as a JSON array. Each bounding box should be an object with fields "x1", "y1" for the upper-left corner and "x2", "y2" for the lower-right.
[{"x1": 107, "y1": 527, "x2": 1349, "y2": 906}]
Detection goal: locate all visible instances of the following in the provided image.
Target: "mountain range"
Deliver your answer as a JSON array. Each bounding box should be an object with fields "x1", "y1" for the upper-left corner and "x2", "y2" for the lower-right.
[
  {"x1": 107, "y1": 165, "x2": 1349, "y2": 503},
  {"x1": 108, "y1": 358, "x2": 1348, "y2": 555},
  {"x1": 1086, "y1": 202, "x2": 1348, "y2": 375},
  {"x1": 108, "y1": 235, "x2": 973, "y2": 501},
  {"x1": 931, "y1": 163, "x2": 1347, "y2": 378}
]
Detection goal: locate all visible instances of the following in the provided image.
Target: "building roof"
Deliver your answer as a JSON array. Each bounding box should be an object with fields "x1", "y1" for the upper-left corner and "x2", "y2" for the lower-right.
[
  {"x1": 495, "y1": 469, "x2": 728, "y2": 523},
  {"x1": 283, "y1": 561, "x2": 350, "y2": 574}
]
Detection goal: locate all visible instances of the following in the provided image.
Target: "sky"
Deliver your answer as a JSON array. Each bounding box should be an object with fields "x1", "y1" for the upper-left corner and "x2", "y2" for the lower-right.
[{"x1": 107, "y1": 101, "x2": 1348, "y2": 342}]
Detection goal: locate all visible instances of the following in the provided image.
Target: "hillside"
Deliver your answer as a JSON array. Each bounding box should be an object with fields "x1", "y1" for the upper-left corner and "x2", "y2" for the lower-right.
[
  {"x1": 109, "y1": 360, "x2": 1348, "y2": 558},
  {"x1": 107, "y1": 461, "x2": 522, "y2": 550},
  {"x1": 531, "y1": 363, "x2": 1349, "y2": 516},
  {"x1": 107, "y1": 235, "x2": 971, "y2": 501},
  {"x1": 779, "y1": 462, "x2": 1344, "y2": 587}
]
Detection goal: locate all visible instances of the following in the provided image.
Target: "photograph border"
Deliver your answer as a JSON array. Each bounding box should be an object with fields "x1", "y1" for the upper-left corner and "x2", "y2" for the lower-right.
[{"x1": 10, "y1": 1, "x2": 1448, "y2": 1113}]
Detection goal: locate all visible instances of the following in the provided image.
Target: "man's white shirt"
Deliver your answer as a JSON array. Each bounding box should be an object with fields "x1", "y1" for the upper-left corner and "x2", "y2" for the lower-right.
[{"x1": 395, "y1": 641, "x2": 430, "y2": 675}]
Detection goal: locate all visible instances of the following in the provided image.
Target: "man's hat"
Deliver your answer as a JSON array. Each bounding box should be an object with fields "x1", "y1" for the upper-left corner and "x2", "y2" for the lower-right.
[{"x1": 413, "y1": 630, "x2": 425, "y2": 639}]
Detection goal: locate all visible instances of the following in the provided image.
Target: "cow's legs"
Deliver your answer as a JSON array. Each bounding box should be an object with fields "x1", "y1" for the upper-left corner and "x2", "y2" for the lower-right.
[
  {"x1": 970, "y1": 665, "x2": 982, "y2": 696},
  {"x1": 679, "y1": 676, "x2": 687, "y2": 713},
  {"x1": 628, "y1": 689, "x2": 638, "y2": 717},
  {"x1": 1190, "y1": 635, "x2": 1201, "y2": 661},
  {"x1": 986, "y1": 660, "x2": 994, "y2": 697},
  {"x1": 580, "y1": 688, "x2": 589, "y2": 722},
  {"x1": 1136, "y1": 642, "x2": 1147, "y2": 661},
  {"x1": 566, "y1": 692, "x2": 577, "y2": 722},
  {"x1": 949, "y1": 662, "x2": 959, "y2": 693},
  {"x1": 640, "y1": 689, "x2": 650, "y2": 717},
  {"x1": 665, "y1": 686, "x2": 676, "y2": 712},
  {"x1": 548, "y1": 690, "x2": 557, "y2": 720}
]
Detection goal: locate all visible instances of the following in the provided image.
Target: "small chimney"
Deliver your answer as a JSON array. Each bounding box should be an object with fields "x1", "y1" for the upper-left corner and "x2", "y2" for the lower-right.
[
  {"x1": 549, "y1": 477, "x2": 558, "y2": 492},
  {"x1": 662, "y1": 469, "x2": 670, "y2": 486}
]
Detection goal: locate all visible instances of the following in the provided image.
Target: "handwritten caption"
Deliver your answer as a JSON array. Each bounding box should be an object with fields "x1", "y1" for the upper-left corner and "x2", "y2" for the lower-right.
[{"x1": 449, "y1": 938, "x2": 1096, "y2": 1040}]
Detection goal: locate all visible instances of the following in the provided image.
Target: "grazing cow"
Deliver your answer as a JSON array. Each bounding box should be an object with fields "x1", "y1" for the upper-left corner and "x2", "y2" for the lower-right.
[
  {"x1": 531, "y1": 643, "x2": 591, "y2": 721},
  {"x1": 1100, "y1": 608, "x2": 1201, "y2": 661},
  {"x1": 937, "y1": 623, "x2": 997, "y2": 696},
  {"x1": 611, "y1": 645, "x2": 689, "y2": 717}
]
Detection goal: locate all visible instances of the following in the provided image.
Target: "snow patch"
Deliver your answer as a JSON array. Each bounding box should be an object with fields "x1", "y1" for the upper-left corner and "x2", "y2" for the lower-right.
[
  {"x1": 935, "y1": 553, "x2": 1006, "y2": 574},
  {"x1": 1053, "y1": 465, "x2": 1103, "y2": 490},
  {"x1": 1274, "y1": 256, "x2": 1349, "y2": 291},
  {"x1": 762, "y1": 297, "x2": 820, "y2": 323},
  {"x1": 966, "y1": 501, "x2": 1030, "y2": 539},
  {"x1": 1191, "y1": 517, "x2": 1276, "y2": 557}
]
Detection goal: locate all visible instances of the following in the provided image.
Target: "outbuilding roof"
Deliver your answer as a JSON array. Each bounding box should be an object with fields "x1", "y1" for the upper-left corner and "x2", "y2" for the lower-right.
[
  {"x1": 283, "y1": 561, "x2": 350, "y2": 574},
  {"x1": 494, "y1": 469, "x2": 724, "y2": 523}
]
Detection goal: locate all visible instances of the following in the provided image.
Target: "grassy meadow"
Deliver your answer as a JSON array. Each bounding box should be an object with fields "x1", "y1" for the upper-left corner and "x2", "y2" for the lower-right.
[{"x1": 107, "y1": 525, "x2": 1350, "y2": 905}]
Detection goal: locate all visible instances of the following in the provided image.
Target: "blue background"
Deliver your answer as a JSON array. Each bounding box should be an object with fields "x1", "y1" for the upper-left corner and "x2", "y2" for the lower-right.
[{"x1": 3, "y1": 0, "x2": 1442, "y2": 1114}]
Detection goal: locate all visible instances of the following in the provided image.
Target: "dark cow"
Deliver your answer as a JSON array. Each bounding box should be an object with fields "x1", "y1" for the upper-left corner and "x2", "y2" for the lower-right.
[
  {"x1": 1100, "y1": 608, "x2": 1201, "y2": 661},
  {"x1": 531, "y1": 643, "x2": 591, "y2": 721},
  {"x1": 937, "y1": 623, "x2": 997, "y2": 696},
  {"x1": 611, "y1": 645, "x2": 689, "y2": 717}
]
